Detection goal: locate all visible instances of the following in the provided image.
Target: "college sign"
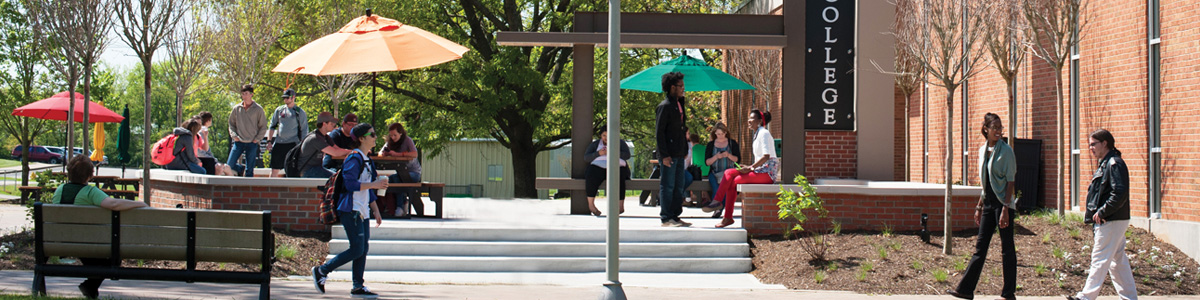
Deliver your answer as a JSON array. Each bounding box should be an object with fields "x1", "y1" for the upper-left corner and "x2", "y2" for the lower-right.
[{"x1": 805, "y1": 0, "x2": 855, "y2": 131}]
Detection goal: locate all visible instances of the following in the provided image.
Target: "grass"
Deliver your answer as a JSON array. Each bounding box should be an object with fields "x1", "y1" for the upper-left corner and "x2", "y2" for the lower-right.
[
  {"x1": 952, "y1": 259, "x2": 967, "y2": 272},
  {"x1": 1035, "y1": 263, "x2": 1048, "y2": 276},
  {"x1": 856, "y1": 268, "x2": 868, "y2": 282},
  {"x1": 880, "y1": 223, "x2": 894, "y2": 238},
  {"x1": 814, "y1": 270, "x2": 827, "y2": 284},
  {"x1": 1052, "y1": 245, "x2": 1066, "y2": 260},
  {"x1": 1067, "y1": 227, "x2": 1082, "y2": 239},
  {"x1": 276, "y1": 244, "x2": 298, "y2": 260},
  {"x1": 932, "y1": 269, "x2": 949, "y2": 282},
  {"x1": 861, "y1": 261, "x2": 875, "y2": 272},
  {"x1": 876, "y1": 245, "x2": 889, "y2": 260},
  {"x1": 0, "y1": 295, "x2": 88, "y2": 300},
  {"x1": 910, "y1": 260, "x2": 924, "y2": 271},
  {"x1": 0, "y1": 159, "x2": 21, "y2": 168}
]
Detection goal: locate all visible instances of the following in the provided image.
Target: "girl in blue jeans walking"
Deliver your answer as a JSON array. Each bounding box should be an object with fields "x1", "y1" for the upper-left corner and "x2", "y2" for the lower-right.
[{"x1": 312, "y1": 123, "x2": 388, "y2": 298}]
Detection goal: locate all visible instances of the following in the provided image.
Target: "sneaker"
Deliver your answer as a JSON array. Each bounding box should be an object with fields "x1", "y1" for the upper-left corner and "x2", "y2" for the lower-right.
[
  {"x1": 675, "y1": 218, "x2": 693, "y2": 227},
  {"x1": 351, "y1": 286, "x2": 379, "y2": 298},
  {"x1": 701, "y1": 201, "x2": 723, "y2": 213},
  {"x1": 311, "y1": 266, "x2": 326, "y2": 294},
  {"x1": 78, "y1": 283, "x2": 99, "y2": 299},
  {"x1": 661, "y1": 220, "x2": 682, "y2": 227}
]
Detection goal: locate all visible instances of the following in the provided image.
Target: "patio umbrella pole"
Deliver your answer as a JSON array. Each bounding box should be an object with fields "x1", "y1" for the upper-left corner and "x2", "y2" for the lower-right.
[
  {"x1": 600, "y1": 1, "x2": 625, "y2": 299},
  {"x1": 371, "y1": 72, "x2": 377, "y2": 127}
]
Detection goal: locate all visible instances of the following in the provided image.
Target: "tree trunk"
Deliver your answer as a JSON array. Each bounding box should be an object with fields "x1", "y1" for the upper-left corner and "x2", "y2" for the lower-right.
[
  {"x1": 904, "y1": 93, "x2": 911, "y2": 181},
  {"x1": 20, "y1": 138, "x2": 31, "y2": 187},
  {"x1": 510, "y1": 141, "x2": 539, "y2": 199},
  {"x1": 82, "y1": 64, "x2": 93, "y2": 153},
  {"x1": 1008, "y1": 79, "x2": 1017, "y2": 146},
  {"x1": 66, "y1": 73, "x2": 77, "y2": 166},
  {"x1": 944, "y1": 86, "x2": 956, "y2": 255},
  {"x1": 141, "y1": 58, "x2": 153, "y2": 204},
  {"x1": 176, "y1": 93, "x2": 184, "y2": 127}
]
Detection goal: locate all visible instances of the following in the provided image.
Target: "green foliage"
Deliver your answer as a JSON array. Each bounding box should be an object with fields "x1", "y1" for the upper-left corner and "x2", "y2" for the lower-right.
[
  {"x1": 831, "y1": 220, "x2": 842, "y2": 235},
  {"x1": 777, "y1": 174, "x2": 826, "y2": 233},
  {"x1": 952, "y1": 259, "x2": 967, "y2": 272},
  {"x1": 813, "y1": 270, "x2": 827, "y2": 284},
  {"x1": 275, "y1": 243, "x2": 297, "y2": 260},
  {"x1": 1052, "y1": 245, "x2": 1066, "y2": 260},
  {"x1": 910, "y1": 260, "x2": 923, "y2": 270},
  {"x1": 855, "y1": 268, "x2": 868, "y2": 282},
  {"x1": 1067, "y1": 227, "x2": 1081, "y2": 239},
  {"x1": 825, "y1": 261, "x2": 838, "y2": 272},
  {"x1": 881, "y1": 223, "x2": 894, "y2": 238},
  {"x1": 876, "y1": 245, "x2": 889, "y2": 260},
  {"x1": 860, "y1": 261, "x2": 875, "y2": 272},
  {"x1": 25, "y1": 170, "x2": 66, "y2": 220},
  {"x1": 932, "y1": 269, "x2": 949, "y2": 282},
  {"x1": 1035, "y1": 263, "x2": 1048, "y2": 276}
]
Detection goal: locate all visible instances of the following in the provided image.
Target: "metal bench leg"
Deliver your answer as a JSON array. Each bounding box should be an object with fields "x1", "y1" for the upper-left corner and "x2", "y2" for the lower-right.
[
  {"x1": 260, "y1": 281, "x2": 270, "y2": 299},
  {"x1": 32, "y1": 271, "x2": 45, "y2": 296}
]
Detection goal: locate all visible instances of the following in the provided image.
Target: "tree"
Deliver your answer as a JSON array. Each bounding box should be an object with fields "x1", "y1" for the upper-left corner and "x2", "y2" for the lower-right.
[
  {"x1": 1024, "y1": 0, "x2": 1088, "y2": 217},
  {"x1": 0, "y1": 0, "x2": 53, "y2": 186},
  {"x1": 116, "y1": 0, "x2": 194, "y2": 203},
  {"x1": 982, "y1": 0, "x2": 1029, "y2": 148},
  {"x1": 898, "y1": 0, "x2": 989, "y2": 254},
  {"x1": 26, "y1": 0, "x2": 96, "y2": 164},
  {"x1": 210, "y1": 0, "x2": 285, "y2": 92},
  {"x1": 163, "y1": 4, "x2": 214, "y2": 127},
  {"x1": 888, "y1": 0, "x2": 927, "y2": 182}
]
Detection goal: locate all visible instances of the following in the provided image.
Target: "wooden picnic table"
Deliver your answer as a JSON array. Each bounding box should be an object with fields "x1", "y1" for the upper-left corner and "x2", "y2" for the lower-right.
[
  {"x1": 90, "y1": 176, "x2": 118, "y2": 190},
  {"x1": 331, "y1": 154, "x2": 412, "y2": 171},
  {"x1": 112, "y1": 178, "x2": 141, "y2": 191}
]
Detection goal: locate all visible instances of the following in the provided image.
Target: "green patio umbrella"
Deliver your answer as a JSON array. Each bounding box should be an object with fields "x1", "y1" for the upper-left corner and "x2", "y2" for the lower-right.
[
  {"x1": 115, "y1": 105, "x2": 132, "y2": 176},
  {"x1": 619, "y1": 55, "x2": 756, "y2": 92}
]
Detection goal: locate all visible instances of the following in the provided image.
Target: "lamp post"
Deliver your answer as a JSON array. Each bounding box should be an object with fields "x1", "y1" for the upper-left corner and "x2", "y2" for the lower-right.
[{"x1": 599, "y1": 1, "x2": 626, "y2": 299}]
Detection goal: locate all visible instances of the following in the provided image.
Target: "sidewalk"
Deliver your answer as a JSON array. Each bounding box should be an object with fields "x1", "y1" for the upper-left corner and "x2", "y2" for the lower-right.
[{"x1": 1, "y1": 271, "x2": 1196, "y2": 300}]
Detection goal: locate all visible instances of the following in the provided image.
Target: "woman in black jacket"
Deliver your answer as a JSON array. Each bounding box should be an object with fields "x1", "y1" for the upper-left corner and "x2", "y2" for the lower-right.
[
  {"x1": 1067, "y1": 129, "x2": 1137, "y2": 300},
  {"x1": 583, "y1": 126, "x2": 631, "y2": 216},
  {"x1": 702, "y1": 122, "x2": 739, "y2": 215}
]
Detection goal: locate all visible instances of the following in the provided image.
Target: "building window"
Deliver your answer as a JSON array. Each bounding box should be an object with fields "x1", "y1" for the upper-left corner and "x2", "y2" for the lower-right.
[{"x1": 487, "y1": 165, "x2": 503, "y2": 182}]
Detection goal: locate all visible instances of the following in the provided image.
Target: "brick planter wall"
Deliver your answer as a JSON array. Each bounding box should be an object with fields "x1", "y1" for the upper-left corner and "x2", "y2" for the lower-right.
[
  {"x1": 145, "y1": 172, "x2": 330, "y2": 232},
  {"x1": 738, "y1": 183, "x2": 981, "y2": 236}
]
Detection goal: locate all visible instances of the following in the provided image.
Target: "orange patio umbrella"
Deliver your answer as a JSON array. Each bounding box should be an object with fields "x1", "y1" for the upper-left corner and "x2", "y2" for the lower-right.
[{"x1": 273, "y1": 10, "x2": 470, "y2": 125}]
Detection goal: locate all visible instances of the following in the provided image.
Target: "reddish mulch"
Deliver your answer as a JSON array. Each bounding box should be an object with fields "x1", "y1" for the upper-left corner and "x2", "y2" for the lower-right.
[
  {"x1": 0, "y1": 229, "x2": 329, "y2": 278},
  {"x1": 751, "y1": 210, "x2": 1200, "y2": 296}
]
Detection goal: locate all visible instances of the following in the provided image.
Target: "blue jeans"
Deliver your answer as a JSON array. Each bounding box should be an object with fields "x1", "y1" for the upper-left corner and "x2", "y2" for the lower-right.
[
  {"x1": 389, "y1": 171, "x2": 421, "y2": 213},
  {"x1": 184, "y1": 161, "x2": 205, "y2": 174},
  {"x1": 303, "y1": 166, "x2": 334, "y2": 178},
  {"x1": 320, "y1": 211, "x2": 370, "y2": 289},
  {"x1": 226, "y1": 142, "x2": 259, "y2": 177},
  {"x1": 658, "y1": 156, "x2": 687, "y2": 222}
]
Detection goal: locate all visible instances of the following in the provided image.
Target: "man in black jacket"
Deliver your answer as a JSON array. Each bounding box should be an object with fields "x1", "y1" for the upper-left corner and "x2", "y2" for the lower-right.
[
  {"x1": 1067, "y1": 129, "x2": 1137, "y2": 300},
  {"x1": 656, "y1": 72, "x2": 691, "y2": 227}
]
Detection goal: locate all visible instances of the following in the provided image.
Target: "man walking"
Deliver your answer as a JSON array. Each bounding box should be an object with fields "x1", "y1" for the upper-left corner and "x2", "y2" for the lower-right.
[
  {"x1": 227, "y1": 84, "x2": 268, "y2": 177},
  {"x1": 1067, "y1": 129, "x2": 1138, "y2": 300},
  {"x1": 655, "y1": 72, "x2": 691, "y2": 227},
  {"x1": 267, "y1": 88, "x2": 308, "y2": 177}
]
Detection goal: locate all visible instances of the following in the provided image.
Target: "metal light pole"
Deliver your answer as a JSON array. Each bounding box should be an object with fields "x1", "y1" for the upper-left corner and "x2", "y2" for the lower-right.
[{"x1": 599, "y1": 0, "x2": 626, "y2": 299}]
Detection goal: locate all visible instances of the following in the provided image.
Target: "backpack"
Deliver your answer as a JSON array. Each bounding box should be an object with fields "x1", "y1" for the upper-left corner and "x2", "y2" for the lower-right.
[
  {"x1": 318, "y1": 169, "x2": 344, "y2": 225},
  {"x1": 284, "y1": 131, "x2": 317, "y2": 178},
  {"x1": 150, "y1": 134, "x2": 179, "y2": 166}
]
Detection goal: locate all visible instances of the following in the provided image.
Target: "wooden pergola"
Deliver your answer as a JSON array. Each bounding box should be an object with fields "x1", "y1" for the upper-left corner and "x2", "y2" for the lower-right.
[{"x1": 498, "y1": 9, "x2": 807, "y2": 215}]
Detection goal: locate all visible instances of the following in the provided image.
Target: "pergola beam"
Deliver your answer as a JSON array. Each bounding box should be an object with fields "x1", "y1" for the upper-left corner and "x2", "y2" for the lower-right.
[{"x1": 496, "y1": 32, "x2": 785, "y2": 49}]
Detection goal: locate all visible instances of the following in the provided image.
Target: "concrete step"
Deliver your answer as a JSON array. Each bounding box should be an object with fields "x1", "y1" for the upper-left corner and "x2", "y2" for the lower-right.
[
  {"x1": 333, "y1": 226, "x2": 747, "y2": 243},
  {"x1": 326, "y1": 255, "x2": 753, "y2": 273},
  {"x1": 330, "y1": 240, "x2": 750, "y2": 257}
]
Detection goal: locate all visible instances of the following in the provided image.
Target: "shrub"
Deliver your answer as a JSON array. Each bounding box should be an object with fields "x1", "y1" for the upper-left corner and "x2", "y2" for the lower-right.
[{"x1": 777, "y1": 174, "x2": 827, "y2": 233}]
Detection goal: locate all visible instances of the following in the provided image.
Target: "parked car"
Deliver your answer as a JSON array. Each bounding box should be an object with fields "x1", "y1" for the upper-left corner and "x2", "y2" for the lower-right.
[
  {"x1": 11, "y1": 145, "x2": 65, "y2": 164},
  {"x1": 44, "y1": 146, "x2": 109, "y2": 165}
]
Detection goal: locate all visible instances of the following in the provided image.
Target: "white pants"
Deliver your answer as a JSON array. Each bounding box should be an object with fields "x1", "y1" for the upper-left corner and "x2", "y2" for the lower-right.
[{"x1": 1075, "y1": 219, "x2": 1138, "y2": 300}]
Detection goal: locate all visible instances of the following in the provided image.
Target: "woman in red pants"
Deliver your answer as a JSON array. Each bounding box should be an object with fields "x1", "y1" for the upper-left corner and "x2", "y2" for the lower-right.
[{"x1": 703, "y1": 109, "x2": 778, "y2": 228}]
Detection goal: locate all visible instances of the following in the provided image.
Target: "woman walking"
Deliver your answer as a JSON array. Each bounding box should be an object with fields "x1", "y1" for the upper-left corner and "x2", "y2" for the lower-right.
[
  {"x1": 1066, "y1": 129, "x2": 1137, "y2": 300},
  {"x1": 312, "y1": 123, "x2": 388, "y2": 298},
  {"x1": 948, "y1": 112, "x2": 1019, "y2": 300}
]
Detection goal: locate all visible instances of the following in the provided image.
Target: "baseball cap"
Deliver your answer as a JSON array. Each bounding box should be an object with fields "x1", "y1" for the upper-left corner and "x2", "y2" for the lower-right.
[
  {"x1": 343, "y1": 113, "x2": 358, "y2": 124},
  {"x1": 316, "y1": 112, "x2": 338, "y2": 124},
  {"x1": 281, "y1": 88, "x2": 296, "y2": 99}
]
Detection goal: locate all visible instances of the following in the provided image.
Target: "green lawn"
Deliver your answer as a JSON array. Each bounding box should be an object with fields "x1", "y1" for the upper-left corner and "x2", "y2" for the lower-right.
[
  {"x1": 0, "y1": 159, "x2": 20, "y2": 169},
  {"x1": 0, "y1": 294, "x2": 86, "y2": 300}
]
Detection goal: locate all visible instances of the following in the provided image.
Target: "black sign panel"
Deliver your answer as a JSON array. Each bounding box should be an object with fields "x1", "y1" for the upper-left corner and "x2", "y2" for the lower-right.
[{"x1": 805, "y1": 0, "x2": 855, "y2": 131}]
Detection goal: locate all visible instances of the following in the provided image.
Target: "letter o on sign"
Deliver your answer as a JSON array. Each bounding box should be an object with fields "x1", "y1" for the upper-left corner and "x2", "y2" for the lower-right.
[{"x1": 822, "y1": 6, "x2": 839, "y2": 23}]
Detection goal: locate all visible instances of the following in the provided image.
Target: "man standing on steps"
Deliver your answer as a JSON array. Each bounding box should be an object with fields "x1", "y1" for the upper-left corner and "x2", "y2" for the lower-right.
[
  {"x1": 656, "y1": 71, "x2": 691, "y2": 227},
  {"x1": 267, "y1": 88, "x2": 308, "y2": 177},
  {"x1": 227, "y1": 84, "x2": 268, "y2": 177}
]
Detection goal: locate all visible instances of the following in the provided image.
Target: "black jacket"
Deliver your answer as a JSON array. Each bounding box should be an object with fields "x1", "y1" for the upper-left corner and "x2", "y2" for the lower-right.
[
  {"x1": 1085, "y1": 150, "x2": 1131, "y2": 224},
  {"x1": 655, "y1": 95, "x2": 689, "y2": 159},
  {"x1": 166, "y1": 127, "x2": 199, "y2": 170},
  {"x1": 583, "y1": 139, "x2": 631, "y2": 165}
]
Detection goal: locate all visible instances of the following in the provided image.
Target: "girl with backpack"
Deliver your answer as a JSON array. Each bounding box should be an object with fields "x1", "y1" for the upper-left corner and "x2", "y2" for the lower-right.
[
  {"x1": 164, "y1": 119, "x2": 206, "y2": 174},
  {"x1": 312, "y1": 123, "x2": 388, "y2": 298}
]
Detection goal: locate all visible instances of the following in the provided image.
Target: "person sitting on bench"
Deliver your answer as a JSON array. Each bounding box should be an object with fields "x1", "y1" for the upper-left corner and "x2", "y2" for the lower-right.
[
  {"x1": 584, "y1": 126, "x2": 631, "y2": 216},
  {"x1": 380, "y1": 122, "x2": 422, "y2": 217},
  {"x1": 51, "y1": 156, "x2": 148, "y2": 299}
]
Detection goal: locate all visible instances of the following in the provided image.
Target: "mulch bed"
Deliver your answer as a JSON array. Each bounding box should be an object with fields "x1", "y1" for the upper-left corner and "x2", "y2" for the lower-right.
[
  {"x1": 0, "y1": 229, "x2": 329, "y2": 278},
  {"x1": 750, "y1": 210, "x2": 1200, "y2": 296}
]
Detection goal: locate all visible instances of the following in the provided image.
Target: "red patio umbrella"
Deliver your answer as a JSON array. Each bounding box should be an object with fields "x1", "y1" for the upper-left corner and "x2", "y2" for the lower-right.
[{"x1": 12, "y1": 91, "x2": 124, "y2": 123}]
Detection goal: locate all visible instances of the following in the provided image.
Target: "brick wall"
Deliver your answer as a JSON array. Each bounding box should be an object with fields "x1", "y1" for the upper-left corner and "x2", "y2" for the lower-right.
[
  {"x1": 149, "y1": 179, "x2": 330, "y2": 232},
  {"x1": 741, "y1": 188, "x2": 978, "y2": 236},
  {"x1": 805, "y1": 131, "x2": 857, "y2": 179},
  {"x1": 896, "y1": 0, "x2": 1200, "y2": 223}
]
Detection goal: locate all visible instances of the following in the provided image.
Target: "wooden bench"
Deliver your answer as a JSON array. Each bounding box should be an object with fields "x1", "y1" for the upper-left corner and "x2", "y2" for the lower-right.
[
  {"x1": 112, "y1": 178, "x2": 141, "y2": 191},
  {"x1": 19, "y1": 186, "x2": 48, "y2": 204},
  {"x1": 32, "y1": 203, "x2": 274, "y2": 299},
  {"x1": 102, "y1": 189, "x2": 140, "y2": 200},
  {"x1": 385, "y1": 182, "x2": 446, "y2": 218},
  {"x1": 90, "y1": 176, "x2": 119, "y2": 190},
  {"x1": 535, "y1": 177, "x2": 709, "y2": 214}
]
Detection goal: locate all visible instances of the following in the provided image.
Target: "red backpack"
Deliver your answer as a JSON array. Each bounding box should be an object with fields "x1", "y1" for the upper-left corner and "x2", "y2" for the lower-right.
[
  {"x1": 317, "y1": 169, "x2": 344, "y2": 225},
  {"x1": 150, "y1": 134, "x2": 179, "y2": 166}
]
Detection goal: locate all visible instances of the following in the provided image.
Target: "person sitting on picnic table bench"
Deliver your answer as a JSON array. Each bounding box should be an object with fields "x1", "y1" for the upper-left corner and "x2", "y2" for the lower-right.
[
  {"x1": 584, "y1": 125, "x2": 631, "y2": 216},
  {"x1": 164, "y1": 119, "x2": 206, "y2": 174},
  {"x1": 299, "y1": 112, "x2": 352, "y2": 178},
  {"x1": 322, "y1": 113, "x2": 359, "y2": 170},
  {"x1": 379, "y1": 122, "x2": 422, "y2": 217},
  {"x1": 52, "y1": 156, "x2": 148, "y2": 299}
]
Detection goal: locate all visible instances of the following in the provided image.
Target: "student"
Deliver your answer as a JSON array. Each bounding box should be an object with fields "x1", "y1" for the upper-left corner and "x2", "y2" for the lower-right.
[
  {"x1": 267, "y1": 88, "x2": 308, "y2": 177},
  {"x1": 52, "y1": 156, "x2": 148, "y2": 299},
  {"x1": 312, "y1": 123, "x2": 388, "y2": 298},
  {"x1": 298, "y1": 112, "x2": 351, "y2": 178},
  {"x1": 1066, "y1": 129, "x2": 1137, "y2": 300},
  {"x1": 227, "y1": 84, "x2": 268, "y2": 177},
  {"x1": 379, "y1": 122, "x2": 423, "y2": 217},
  {"x1": 704, "y1": 109, "x2": 778, "y2": 228},
  {"x1": 582, "y1": 126, "x2": 631, "y2": 216},
  {"x1": 164, "y1": 119, "x2": 206, "y2": 174},
  {"x1": 655, "y1": 71, "x2": 691, "y2": 227}
]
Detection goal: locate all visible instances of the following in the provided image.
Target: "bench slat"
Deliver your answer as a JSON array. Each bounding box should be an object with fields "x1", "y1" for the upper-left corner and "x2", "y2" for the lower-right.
[
  {"x1": 42, "y1": 223, "x2": 110, "y2": 244},
  {"x1": 117, "y1": 226, "x2": 263, "y2": 249},
  {"x1": 41, "y1": 205, "x2": 110, "y2": 224},
  {"x1": 121, "y1": 209, "x2": 188, "y2": 226},
  {"x1": 195, "y1": 210, "x2": 265, "y2": 230},
  {"x1": 42, "y1": 243, "x2": 263, "y2": 264}
]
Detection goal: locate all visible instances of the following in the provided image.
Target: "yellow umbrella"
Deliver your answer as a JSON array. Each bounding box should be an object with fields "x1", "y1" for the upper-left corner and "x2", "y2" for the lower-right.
[{"x1": 90, "y1": 102, "x2": 106, "y2": 163}]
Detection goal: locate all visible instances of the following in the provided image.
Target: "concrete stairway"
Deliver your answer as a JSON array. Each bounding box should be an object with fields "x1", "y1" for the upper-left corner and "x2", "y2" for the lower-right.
[{"x1": 328, "y1": 225, "x2": 752, "y2": 273}]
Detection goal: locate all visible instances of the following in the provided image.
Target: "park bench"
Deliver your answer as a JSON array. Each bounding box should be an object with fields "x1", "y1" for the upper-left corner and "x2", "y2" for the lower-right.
[
  {"x1": 535, "y1": 177, "x2": 709, "y2": 203},
  {"x1": 101, "y1": 189, "x2": 140, "y2": 200},
  {"x1": 19, "y1": 186, "x2": 48, "y2": 204},
  {"x1": 385, "y1": 182, "x2": 446, "y2": 218},
  {"x1": 32, "y1": 203, "x2": 274, "y2": 299}
]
